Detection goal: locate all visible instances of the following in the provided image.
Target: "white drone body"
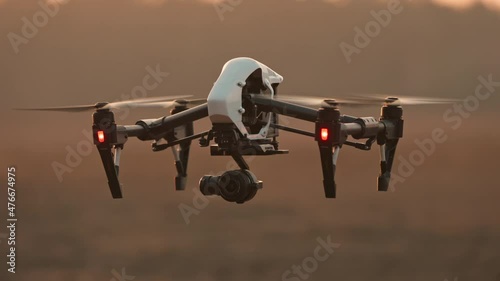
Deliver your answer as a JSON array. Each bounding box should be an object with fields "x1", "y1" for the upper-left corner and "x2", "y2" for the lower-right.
[{"x1": 207, "y1": 57, "x2": 284, "y2": 140}]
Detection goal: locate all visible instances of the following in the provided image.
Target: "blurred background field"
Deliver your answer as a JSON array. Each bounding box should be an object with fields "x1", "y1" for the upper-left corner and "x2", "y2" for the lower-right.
[{"x1": 1, "y1": 0, "x2": 500, "y2": 280}]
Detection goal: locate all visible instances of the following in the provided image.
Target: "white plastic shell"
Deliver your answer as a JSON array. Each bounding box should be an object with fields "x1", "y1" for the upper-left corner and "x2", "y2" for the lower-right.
[{"x1": 207, "y1": 57, "x2": 283, "y2": 140}]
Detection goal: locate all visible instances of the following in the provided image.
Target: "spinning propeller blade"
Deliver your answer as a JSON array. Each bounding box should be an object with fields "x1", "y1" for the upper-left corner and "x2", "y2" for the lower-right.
[
  {"x1": 273, "y1": 95, "x2": 363, "y2": 107},
  {"x1": 13, "y1": 95, "x2": 193, "y2": 112},
  {"x1": 13, "y1": 104, "x2": 100, "y2": 112},
  {"x1": 350, "y1": 95, "x2": 459, "y2": 106},
  {"x1": 270, "y1": 94, "x2": 458, "y2": 108},
  {"x1": 133, "y1": 98, "x2": 207, "y2": 109}
]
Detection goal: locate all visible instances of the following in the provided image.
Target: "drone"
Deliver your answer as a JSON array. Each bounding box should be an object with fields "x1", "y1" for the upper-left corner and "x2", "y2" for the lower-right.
[{"x1": 17, "y1": 57, "x2": 455, "y2": 204}]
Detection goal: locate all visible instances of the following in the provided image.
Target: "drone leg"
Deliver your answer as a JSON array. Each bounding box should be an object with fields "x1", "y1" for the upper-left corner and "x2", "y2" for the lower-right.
[
  {"x1": 319, "y1": 145, "x2": 340, "y2": 198},
  {"x1": 97, "y1": 145, "x2": 122, "y2": 199},
  {"x1": 171, "y1": 145, "x2": 188, "y2": 190},
  {"x1": 113, "y1": 145, "x2": 122, "y2": 176},
  {"x1": 377, "y1": 139, "x2": 398, "y2": 191}
]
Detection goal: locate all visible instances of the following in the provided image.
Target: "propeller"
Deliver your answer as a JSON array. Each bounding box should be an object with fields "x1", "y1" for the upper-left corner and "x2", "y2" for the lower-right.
[
  {"x1": 350, "y1": 95, "x2": 459, "y2": 106},
  {"x1": 264, "y1": 94, "x2": 458, "y2": 108},
  {"x1": 135, "y1": 98, "x2": 207, "y2": 109},
  {"x1": 271, "y1": 95, "x2": 364, "y2": 108},
  {"x1": 13, "y1": 95, "x2": 194, "y2": 112}
]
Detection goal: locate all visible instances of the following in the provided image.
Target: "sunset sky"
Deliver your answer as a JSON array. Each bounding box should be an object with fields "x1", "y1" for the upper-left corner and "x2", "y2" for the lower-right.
[
  {"x1": 147, "y1": 0, "x2": 500, "y2": 11},
  {"x1": 2, "y1": 0, "x2": 500, "y2": 11},
  {"x1": 432, "y1": 0, "x2": 500, "y2": 10},
  {"x1": 171, "y1": 0, "x2": 500, "y2": 11}
]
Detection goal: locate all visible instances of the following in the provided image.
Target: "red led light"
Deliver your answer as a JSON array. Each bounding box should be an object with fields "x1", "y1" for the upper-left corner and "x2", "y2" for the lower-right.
[
  {"x1": 320, "y1": 128, "x2": 329, "y2": 141},
  {"x1": 97, "y1": 130, "x2": 105, "y2": 143}
]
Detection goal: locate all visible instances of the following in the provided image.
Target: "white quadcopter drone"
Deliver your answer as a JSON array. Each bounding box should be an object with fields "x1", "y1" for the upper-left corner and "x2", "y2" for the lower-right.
[{"x1": 18, "y1": 57, "x2": 455, "y2": 203}]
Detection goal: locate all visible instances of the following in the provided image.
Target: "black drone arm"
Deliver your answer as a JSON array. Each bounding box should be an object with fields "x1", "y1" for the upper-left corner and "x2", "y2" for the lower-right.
[
  {"x1": 136, "y1": 103, "x2": 209, "y2": 191},
  {"x1": 92, "y1": 104, "x2": 209, "y2": 198},
  {"x1": 251, "y1": 95, "x2": 318, "y2": 122},
  {"x1": 252, "y1": 96, "x2": 404, "y2": 198},
  {"x1": 134, "y1": 103, "x2": 209, "y2": 141}
]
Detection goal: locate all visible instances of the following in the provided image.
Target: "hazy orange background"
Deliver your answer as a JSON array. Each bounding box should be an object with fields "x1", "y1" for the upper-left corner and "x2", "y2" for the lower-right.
[{"x1": 1, "y1": 0, "x2": 500, "y2": 280}]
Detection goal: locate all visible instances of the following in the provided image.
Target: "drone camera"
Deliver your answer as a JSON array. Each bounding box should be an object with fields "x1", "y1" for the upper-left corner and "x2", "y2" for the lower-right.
[{"x1": 199, "y1": 170, "x2": 262, "y2": 204}]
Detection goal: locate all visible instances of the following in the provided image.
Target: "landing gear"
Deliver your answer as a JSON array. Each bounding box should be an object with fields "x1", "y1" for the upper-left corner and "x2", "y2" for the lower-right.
[{"x1": 199, "y1": 169, "x2": 263, "y2": 204}]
